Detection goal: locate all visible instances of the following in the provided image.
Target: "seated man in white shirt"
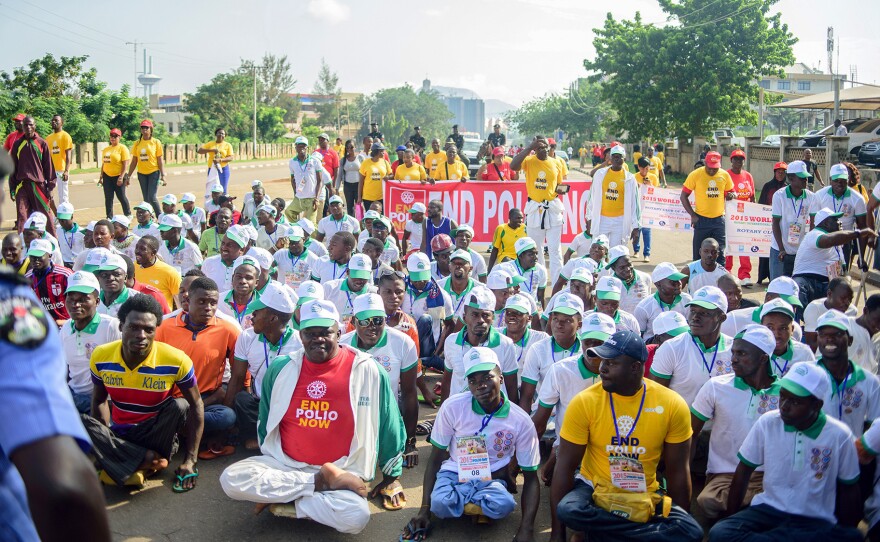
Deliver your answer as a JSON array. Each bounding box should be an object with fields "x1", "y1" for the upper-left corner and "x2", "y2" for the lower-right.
[
  {"x1": 721, "y1": 276, "x2": 804, "y2": 342},
  {"x1": 802, "y1": 277, "x2": 857, "y2": 352}
]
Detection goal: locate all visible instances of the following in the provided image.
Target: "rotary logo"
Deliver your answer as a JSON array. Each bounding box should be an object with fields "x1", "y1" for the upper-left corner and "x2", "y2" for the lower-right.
[
  {"x1": 401, "y1": 191, "x2": 415, "y2": 204},
  {"x1": 306, "y1": 380, "x2": 327, "y2": 399},
  {"x1": 615, "y1": 415, "x2": 635, "y2": 435}
]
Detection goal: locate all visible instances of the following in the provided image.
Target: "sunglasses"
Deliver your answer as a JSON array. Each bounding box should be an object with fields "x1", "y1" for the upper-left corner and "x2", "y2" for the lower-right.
[
  {"x1": 356, "y1": 316, "x2": 384, "y2": 327},
  {"x1": 379, "y1": 268, "x2": 406, "y2": 279}
]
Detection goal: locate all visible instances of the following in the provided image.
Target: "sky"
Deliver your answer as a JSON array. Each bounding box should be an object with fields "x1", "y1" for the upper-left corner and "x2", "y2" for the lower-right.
[{"x1": 0, "y1": 0, "x2": 876, "y2": 108}]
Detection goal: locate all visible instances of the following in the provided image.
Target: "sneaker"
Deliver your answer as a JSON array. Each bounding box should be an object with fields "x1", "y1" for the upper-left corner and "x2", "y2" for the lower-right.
[
  {"x1": 741, "y1": 277, "x2": 754, "y2": 288},
  {"x1": 644, "y1": 255, "x2": 650, "y2": 263}
]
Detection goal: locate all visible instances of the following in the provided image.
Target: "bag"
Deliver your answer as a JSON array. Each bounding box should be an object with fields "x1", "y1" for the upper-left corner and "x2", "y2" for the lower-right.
[
  {"x1": 355, "y1": 203, "x2": 364, "y2": 221},
  {"x1": 592, "y1": 490, "x2": 671, "y2": 523}
]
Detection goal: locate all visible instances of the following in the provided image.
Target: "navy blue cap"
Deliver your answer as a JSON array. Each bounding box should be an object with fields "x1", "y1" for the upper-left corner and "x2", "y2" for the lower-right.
[
  {"x1": 396, "y1": 145, "x2": 407, "y2": 152},
  {"x1": 586, "y1": 330, "x2": 648, "y2": 363}
]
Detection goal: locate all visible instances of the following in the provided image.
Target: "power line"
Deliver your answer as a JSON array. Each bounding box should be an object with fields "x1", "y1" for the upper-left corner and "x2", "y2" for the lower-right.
[{"x1": 0, "y1": 9, "x2": 133, "y2": 62}]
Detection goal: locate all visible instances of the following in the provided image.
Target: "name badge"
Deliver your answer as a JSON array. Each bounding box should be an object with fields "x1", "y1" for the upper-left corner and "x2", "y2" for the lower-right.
[
  {"x1": 456, "y1": 435, "x2": 491, "y2": 482},
  {"x1": 787, "y1": 223, "x2": 802, "y2": 246},
  {"x1": 609, "y1": 455, "x2": 647, "y2": 492}
]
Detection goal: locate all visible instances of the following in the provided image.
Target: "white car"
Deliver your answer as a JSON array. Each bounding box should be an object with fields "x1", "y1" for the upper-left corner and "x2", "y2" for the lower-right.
[{"x1": 762, "y1": 134, "x2": 783, "y2": 146}]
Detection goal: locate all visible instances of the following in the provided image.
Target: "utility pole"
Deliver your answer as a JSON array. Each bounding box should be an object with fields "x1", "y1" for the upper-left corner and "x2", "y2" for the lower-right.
[
  {"x1": 124, "y1": 40, "x2": 160, "y2": 96},
  {"x1": 242, "y1": 61, "x2": 266, "y2": 159}
]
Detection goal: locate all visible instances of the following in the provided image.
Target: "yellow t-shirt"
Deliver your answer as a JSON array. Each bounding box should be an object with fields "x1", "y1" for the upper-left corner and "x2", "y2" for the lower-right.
[
  {"x1": 432, "y1": 160, "x2": 469, "y2": 181},
  {"x1": 424, "y1": 151, "x2": 446, "y2": 176},
  {"x1": 334, "y1": 144, "x2": 345, "y2": 156},
  {"x1": 683, "y1": 167, "x2": 734, "y2": 218},
  {"x1": 657, "y1": 151, "x2": 665, "y2": 165},
  {"x1": 554, "y1": 155, "x2": 569, "y2": 178},
  {"x1": 648, "y1": 156, "x2": 663, "y2": 177},
  {"x1": 135, "y1": 259, "x2": 182, "y2": 309},
  {"x1": 579, "y1": 148, "x2": 588, "y2": 158},
  {"x1": 635, "y1": 172, "x2": 659, "y2": 188},
  {"x1": 202, "y1": 140, "x2": 233, "y2": 167},
  {"x1": 131, "y1": 138, "x2": 164, "y2": 174},
  {"x1": 559, "y1": 379, "x2": 692, "y2": 494},
  {"x1": 45, "y1": 131, "x2": 73, "y2": 173},
  {"x1": 359, "y1": 157, "x2": 391, "y2": 201},
  {"x1": 492, "y1": 223, "x2": 527, "y2": 261},
  {"x1": 521, "y1": 155, "x2": 561, "y2": 202},
  {"x1": 600, "y1": 169, "x2": 627, "y2": 218},
  {"x1": 101, "y1": 144, "x2": 132, "y2": 177},
  {"x1": 394, "y1": 163, "x2": 428, "y2": 182},
  {"x1": 632, "y1": 151, "x2": 642, "y2": 165}
]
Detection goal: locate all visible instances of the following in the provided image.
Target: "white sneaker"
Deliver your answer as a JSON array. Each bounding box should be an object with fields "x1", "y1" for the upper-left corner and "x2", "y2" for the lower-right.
[
  {"x1": 741, "y1": 277, "x2": 754, "y2": 288},
  {"x1": 644, "y1": 256, "x2": 650, "y2": 263}
]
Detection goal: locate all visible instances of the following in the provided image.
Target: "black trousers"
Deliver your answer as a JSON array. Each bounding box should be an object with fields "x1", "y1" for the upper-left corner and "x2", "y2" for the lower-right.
[{"x1": 102, "y1": 172, "x2": 131, "y2": 218}]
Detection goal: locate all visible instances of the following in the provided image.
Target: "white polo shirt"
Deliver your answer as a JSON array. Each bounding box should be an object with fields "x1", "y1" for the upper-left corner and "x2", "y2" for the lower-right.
[
  {"x1": 691, "y1": 374, "x2": 780, "y2": 474},
  {"x1": 274, "y1": 249, "x2": 319, "y2": 290},
  {"x1": 650, "y1": 332, "x2": 734, "y2": 405},
  {"x1": 341, "y1": 327, "x2": 417, "y2": 395},
  {"x1": 217, "y1": 290, "x2": 257, "y2": 330},
  {"x1": 521, "y1": 337, "x2": 581, "y2": 390},
  {"x1": 201, "y1": 255, "x2": 236, "y2": 291},
  {"x1": 430, "y1": 260, "x2": 450, "y2": 282},
  {"x1": 158, "y1": 237, "x2": 203, "y2": 276},
  {"x1": 304, "y1": 239, "x2": 328, "y2": 258},
  {"x1": 813, "y1": 186, "x2": 867, "y2": 231},
  {"x1": 721, "y1": 306, "x2": 803, "y2": 342},
  {"x1": 55, "y1": 224, "x2": 85, "y2": 264},
  {"x1": 289, "y1": 155, "x2": 327, "y2": 199},
  {"x1": 380, "y1": 239, "x2": 401, "y2": 266},
  {"x1": 594, "y1": 308, "x2": 640, "y2": 335},
  {"x1": 770, "y1": 186, "x2": 815, "y2": 254},
  {"x1": 317, "y1": 214, "x2": 360, "y2": 237},
  {"x1": 804, "y1": 298, "x2": 858, "y2": 332},
  {"x1": 503, "y1": 328, "x2": 550, "y2": 376},
  {"x1": 633, "y1": 293, "x2": 691, "y2": 340},
  {"x1": 770, "y1": 340, "x2": 816, "y2": 377},
  {"x1": 437, "y1": 276, "x2": 479, "y2": 324},
  {"x1": 537, "y1": 355, "x2": 601, "y2": 444},
  {"x1": 404, "y1": 219, "x2": 423, "y2": 251},
  {"x1": 185, "y1": 207, "x2": 207, "y2": 238},
  {"x1": 255, "y1": 224, "x2": 290, "y2": 252},
  {"x1": 811, "y1": 359, "x2": 880, "y2": 437},
  {"x1": 133, "y1": 221, "x2": 161, "y2": 240},
  {"x1": 860, "y1": 423, "x2": 880, "y2": 528},
  {"x1": 848, "y1": 317, "x2": 878, "y2": 374},
  {"x1": 322, "y1": 278, "x2": 377, "y2": 326},
  {"x1": 566, "y1": 232, "x2": 593, "y2": 258},
  {"x1": 496, "y1": 260, "x2": 548, "y2": 297},
  {"x1": 233, "y1": 327, "x2": 302, "y2": 399},
  {"x1": 97, "y1": 288, "x2": 141, "y2": 318},
  {"x1": 615, "y1": 270, "x2": 653, "y2": 314},
  {"x1": 685, "y1": 260, "x2": 729, "y2": 295},
  {"x1": 738, "y1": 410, "x2": 859, "y2": 523},
  {"x1": 466, "y1": 247, "x2": 488, "y2": 279},
  {"x1": 402, "y1": 282, "x2": 454, "y2": 342},
  {"x1": 444, "y1": 327, "x2": 517, "y2": 395},
  {"x1": 429, "y1": 392, "x2": 540, "y2": 473},
  {"x1": 311, "y1": 256, "x2": 349, "y2": 283},
  {"x1": 60, "y1": 313, "x2": 121, "y2": 394},
  {"x1": 793, "y1": 228, "x2": 842, "y2": 277}
]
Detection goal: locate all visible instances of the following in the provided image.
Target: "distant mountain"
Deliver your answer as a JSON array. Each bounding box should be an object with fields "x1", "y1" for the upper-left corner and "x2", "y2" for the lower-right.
[{"x1": 485, "y1": 99, "x2": 516, "y2": 118}]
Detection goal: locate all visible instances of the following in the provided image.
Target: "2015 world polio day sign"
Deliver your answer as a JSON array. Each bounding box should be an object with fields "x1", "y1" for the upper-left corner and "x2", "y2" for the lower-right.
[
  {"x1": 384, "y1": 180, "x2": 593, "y2": 243},
  {"x1": 724, "y1": 199, "x2": 773, "y2": 258},
  {"x1": 640, "y1": 186, "x2": 694, "y2": 231}
]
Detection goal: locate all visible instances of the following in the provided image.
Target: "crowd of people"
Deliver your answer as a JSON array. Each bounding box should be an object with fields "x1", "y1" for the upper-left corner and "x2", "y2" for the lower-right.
[{"x1": 3, "y1": 111, "x2": 880, "y2": 542}]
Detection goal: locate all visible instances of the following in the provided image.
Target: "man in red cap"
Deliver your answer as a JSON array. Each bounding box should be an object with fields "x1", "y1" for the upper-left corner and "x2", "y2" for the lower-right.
[
  {"x1": 9, "y1": 116, "x2": 57, "y2": 233},
  {"x1": 725, "y1": 149, "x2": 756, "y2": 286},
  {"x1": 3, "y1": 114, "x2": 25, "y2": 151},
  {"x1": 680, "y1": 150, "x2": 734, "y2": 264}
]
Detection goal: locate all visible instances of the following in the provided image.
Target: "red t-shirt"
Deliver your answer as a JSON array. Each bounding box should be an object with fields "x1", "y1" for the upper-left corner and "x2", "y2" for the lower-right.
[
  {"x1": 280, "y1": 347, "x2": 356, "y2": 465},
  {"x1": 481, "y1": 161, "x2": 513, "y2": 181},
  {"x1": 3, "y1": 131, "x2": 22, "y2": 151},
  {"x1": 644, "y1": 343, "x2": 659, "y2": 376},
  {"x1": 316, "y1": 147, "x2": 340, "y2": 179},
  {"x1": 132, "y1": 281, "x2": 172, "y2": 314},
  {"x1": 728, "y1": 169, "x2": 755, "y2": 202}
]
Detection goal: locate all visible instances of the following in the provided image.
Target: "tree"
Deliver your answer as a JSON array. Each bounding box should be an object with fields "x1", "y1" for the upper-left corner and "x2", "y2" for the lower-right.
[
  {"x1": 251, "y1": 53, "x2": 300, "y2": 123},
  {"x1": 359, "y1": 85, "x2": 453, "y2": 145},
  {"x1": 506, "y1": 81, "x2": 607, "y2": 144},
  {"x1": 313, "y1": 58, "x2": 342, "y2": 129},
  {"x1": 183, "y1": 72, "x2": 254, "y2": 140},
  {"x1": 585, "y1": 0, "x2": 796, "y2": 138}
]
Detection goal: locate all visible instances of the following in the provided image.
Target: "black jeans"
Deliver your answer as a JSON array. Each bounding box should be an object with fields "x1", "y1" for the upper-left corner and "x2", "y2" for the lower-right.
[
  {"x1": 102, "y1": 172, "x2": 131, "y2": 217},
  {"x1": 343, "y1": 182, "x2": 359, "y2": 216},
  {"x1": 693, "y1": 215, "x2": 726, "y2": 265},
  {"x1": 138, "y1": 171, "x2": 161, "y2": 215}
]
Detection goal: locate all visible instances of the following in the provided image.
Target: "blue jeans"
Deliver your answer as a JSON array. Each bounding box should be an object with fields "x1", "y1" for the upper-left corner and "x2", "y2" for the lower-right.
[
  {"x1": 708, "y1": 503, "x2": 861, "y2": 542},
  {"x1": 215, "y1": 165, "x2": 231, "y2": 193},
  {"x1": 769, "y1": 247, "x2": 796, "y2": 281},
  {"x1": 693, "y1": 215, "x2": 726, "y2": 265},
  {"x1": 557, "y1": 480, "x2": 703, "y2": 542},
  {"x1": 70, "y1": 388, "x2": 91, "y2": 414},
  {"x1": 429, "y1": 469, "x2": 516, "y2": 520},
  {"x1": 633, "y1": 228, "x2": 651, "y2": 257},
  {"x1": 793, "y1": 274, "x2": 829, "y2": 321},
  {"x1": 417, "y1": 314, "x2": 444, "y2": 370},
  {"x1": 202, "y1": 392, "x2": 236, "y2": 433}
]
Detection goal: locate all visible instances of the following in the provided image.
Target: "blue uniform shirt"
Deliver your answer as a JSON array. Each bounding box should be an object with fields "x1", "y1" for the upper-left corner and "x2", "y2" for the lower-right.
[{"x1": 0, "y1": 272, "x2": 91, "y2": 540}]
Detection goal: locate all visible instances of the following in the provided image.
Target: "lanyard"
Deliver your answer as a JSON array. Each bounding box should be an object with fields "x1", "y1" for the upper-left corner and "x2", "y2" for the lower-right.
[
  {"x1": 262, "y1": 331, "x2": 291, "y2": 368},
  {"x1": 476, "y1": 396, "x2": 505, "y2": 436},
  {"x1": 833, "y1": 194, "x2": 844, "y2": 214},
  {"x1": 691, "y1": 335, "x2": 720, "y2": 374},
  {"x1": 771, "y1": 354, "x2": 789, "y2": 376},
  {"x1": 514, "y1": 260, "x2": 534, "y2": 293},
  {"x1": 790, "y1": 192, "x2": 804, "y2": 220},
  {"x1": 609, "y1": 383, "x2": 647, "y2": 441},
  {"x1": 288, "y1": 251, "x2": 304, "y2": 269},
  {"x1": 332, "y1": 261, "x2": 347, "y2": 280},
  {"x1": 453, "y1": 288, "x2": 468, "y2": 315},
  {"x1": 551, "y1": 338, "x2": 578, "y2": 363},
  {"x1": 834, "y1": 366, "x2": 852, "y2": 419},
  {"x1": 32, "y1": 269, "x2": 50, "y2": 292},
  {"x1": 63, "y1": 228, "x2": 76, "y2": 251},
  {"x1": 231, "y1": 293, "x2": 254, "y2": 324},
  {"x1": 267, "y1": 226, "x2": 280, "y2": 244}
]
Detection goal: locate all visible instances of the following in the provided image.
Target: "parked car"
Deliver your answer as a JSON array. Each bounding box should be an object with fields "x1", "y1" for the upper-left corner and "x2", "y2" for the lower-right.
[
  {"x1": 858, "y1": 138, "x2": 880, "y2": 167},
  {"x1": 461, "y1": 138, "x2": 484, "y2": 178},
  {"x1": 799, "y1": 118, "x2": 872, "y2": 147},
  {"x1": 555, "y1": 150, "x2": 570, "y2": 164},
  {"x1": 712, "y1": 128, "x2": 746, "y2": 148},
  {"x1": 802, "y1": 129, "x2": 820, "y2": 137},
  {"x1": 762, "y1": 134, "x2": 783, "y2": 146},
  {"x1": 845, "y1": 119, "x2": 880, "y2": 156}
]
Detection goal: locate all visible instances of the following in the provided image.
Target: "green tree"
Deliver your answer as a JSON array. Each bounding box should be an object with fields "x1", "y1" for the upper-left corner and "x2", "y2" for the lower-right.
[
  {"x1": 359, "y1": 85, "x2": 452, "y2": 145},
  {"x1": 183, "y1": 72, "x2": 254, "y2": 140},
  {"x1": 586, "y1": 0, "x2": 796, "y2": 138},
  {"x1": 506, "y1": 81, "x2": 607, "y2": 143},
  {"x1": 313, "y1": 58, "x2": 342, "y2": 129},
  {"x1": 252, "y1": 53, "x2": 300, "y2": 123}
]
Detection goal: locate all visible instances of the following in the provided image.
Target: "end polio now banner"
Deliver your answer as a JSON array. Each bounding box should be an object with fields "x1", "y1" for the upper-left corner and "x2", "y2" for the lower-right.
[
  {"x1": 383, "y1": 180, "x2": 592, "y2": 244},
  {"x1": 725, "y1": 199, "x2": 773, "y2": 258}
]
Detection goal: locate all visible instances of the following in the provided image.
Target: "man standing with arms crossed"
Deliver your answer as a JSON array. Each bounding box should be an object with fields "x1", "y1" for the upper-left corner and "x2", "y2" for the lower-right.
[
  {"x1": 680, "y1": 150, "x2": 735, "y2": 264},
  {"x1": 511, "y1": 136, "x2": 566, "y2": 284},
  {"x1": 45, "y1": 114, "x2": 74, "y2": 204},
  {"x1": 10, "y1": 116, "x2": 56, "y2": 234}
]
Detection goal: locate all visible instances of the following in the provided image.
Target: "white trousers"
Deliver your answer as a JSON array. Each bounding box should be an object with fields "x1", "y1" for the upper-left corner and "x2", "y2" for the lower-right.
[
  {"x1": 595, "y1": 215, "x2": 628, "y2": 247},
  {"x1": 56, "y1": 173, "x2": 69, "y2": 204},
  {"x1": 220, "y1": 455, "x2": 371, "y2": 534},
  {"x1": 526, "y1": 222, "x2": 563, "y2": 285}
]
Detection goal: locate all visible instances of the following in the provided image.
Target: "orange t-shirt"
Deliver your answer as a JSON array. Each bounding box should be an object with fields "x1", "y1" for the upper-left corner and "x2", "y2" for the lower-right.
[
  {"x1": 156, "y1": 314, "x2": 240, "y2": 396},
  {"x1": 280, "y1": 347, "x2": 356, "y2": 464},
  {"x1": 728, "y1": 169, "x2": 755, "y2": 202}
]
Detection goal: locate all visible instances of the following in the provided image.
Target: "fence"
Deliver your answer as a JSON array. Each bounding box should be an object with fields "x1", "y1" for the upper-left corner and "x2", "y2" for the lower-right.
[{"x1": 71, "y1": 141, "x2": 295, "y2": 170}]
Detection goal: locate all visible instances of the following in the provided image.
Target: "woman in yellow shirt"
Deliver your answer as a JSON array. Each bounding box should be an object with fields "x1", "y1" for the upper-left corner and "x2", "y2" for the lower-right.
[
  {"x1": 99, "y1": 128, "x2": 132, "y2": 218},
  {"x1": 125, "y1": 119, "x2": 166, "y2": 215},
  {"x1": 432, "y1": 145, "x2": 469, "y2": 181},
  {"x1": 393, "y1": 149, "x2": 428, "y2": 183},
  {"x1": 357, "y1": 142, "x2": 392, "y2": 208},
  {"x1": 197, "y1": 128, "x2": 234, "y2": 193}
]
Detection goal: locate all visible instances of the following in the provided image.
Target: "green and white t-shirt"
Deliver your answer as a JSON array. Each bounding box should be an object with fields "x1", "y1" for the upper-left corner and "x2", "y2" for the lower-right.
[
  {"x1": 322, "y1": 278, "x2": 377, "y2": 327},
  {"x1": 537, "y1": 355, "x2": 601, "y2": 445},
  {"x1": 496, "y1": 260, "x2": 548, "y2": 297},
  {"x1": 521, "y1": 336, "x2": 581, "y2": 390},
  {"x1": 317, "y1": 214, "x2": 360, "y2": 237},
  {"x1": 97, "y1": 287, "x2": 140, "y2": 319},
  {"x1": 615, "y1": 270, "x2": 653, "y2": 314},
  {"x1": 60, "y1": 313, "x2": 121, "y2": 394},
  {"x1": 274, "y1": 248, "x2": 319, "y2": 291},
  {"x1": 633, "y1": 292, "x2": 691, "y2": 340},
  {"x1": 812, "y1": 359, "x2": 880, "y2": 437},
  {"x1": 233, "y1": 327, "x2": 302, "y2": 398},
  {"x1": 341, "y1": 327, "x2": 418, "y2": 395},
  {"x1": 650, "y1": 332, "x2": 734, "y2": 406},
  {"x1": 444, "y1": 327, "x2": 517, "y2": 395}
]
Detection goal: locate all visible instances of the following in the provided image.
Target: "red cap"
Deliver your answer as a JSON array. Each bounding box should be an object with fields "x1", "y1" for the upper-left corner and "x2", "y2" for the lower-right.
[
  {"x1": 12, "y1": 113, "x2": 25, "y2": 121},
  {"x1": 492, "y1": 147, "x2": 505, "y2": 156},
  {"x1": 610, "y1": 141, "x2": 622, "y2": 148},
  {"x1": 547, "y1": 138, "x2": 556, "y2": 146},
  {"x1": 704, "y1": 151, "x2": 722, "y2": 168},
  {"x1": 730, "y1": 149, "x2": 746, "y2": 159},
  {"x1": 109, "y1": 128, "x2": 122, "y2": 137},
  {"x1": 774, "y1": 161, "x2": 788, "y2": 170},
  {"x1": 140, "y1": 119, "x2": 154, "y2": 128},
  {"x1": 430, "y1": 233, "x2": 454, "y2": 254}
]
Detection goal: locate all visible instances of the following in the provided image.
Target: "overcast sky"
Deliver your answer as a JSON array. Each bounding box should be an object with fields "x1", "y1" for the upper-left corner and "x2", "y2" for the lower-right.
[{"x1": 1, "y1": 0, "x2": 875, "y2": 107}]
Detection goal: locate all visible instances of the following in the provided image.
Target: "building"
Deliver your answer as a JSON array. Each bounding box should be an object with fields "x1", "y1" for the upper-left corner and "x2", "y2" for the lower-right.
[
  {"x1": 758, "y1": 63, "x2": 844, "y2": 96},
  {"x1": 149, "y1": 94, "x2": 190, "y2": 136},
  {"x1": 423, "y1": 79, "x2": 486, "y2": 138},
  {"x1": 293, "y1": 92, "x2": 363, "y2": 140}
]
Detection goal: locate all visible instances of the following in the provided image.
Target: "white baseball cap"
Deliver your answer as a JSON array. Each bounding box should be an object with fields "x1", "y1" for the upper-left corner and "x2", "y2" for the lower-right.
[
  {"x1": 466, "y1": 286, "x2": 496, "y2": 311},
  {"x1": 85, "y1": 220, "x2": 98, "y2": 232},
  {"x1": 353, "y1": 293, "x2": 386, "y2": 320},
  {"x1": 610, "y1": 144, "x2": 626, "y2": 157},
  {"x1": 687, "y1": 286, "x2": 728, "y2": 313},
  {"x1": 348, "y1": 253, "x2": 372, "y2": 279},
  {"x1": 406, "y1": 252, "x2": 431, "y2": 281},
  {"x1": 297, "y1": 218, "x2": 316, "y2": 235},
  {"x1": 243, "y1": 225, "x2": 259, "y2": 242},
  {"x1": 830, "y1": 163, "x2": 849, "y2": 181},
  {"x1": 251, "y1": 179, "x2": 263, "y2": 188},
  {"x1": 97, "y1": 253, "x2": 126, "y2": 272},
  {"x1": 180, "y1": 192, "x2": 197, "y2": 203},
  {"x1": 27, "y1": 238, "x2": 54, "y2": 258},
  {"x1": 287, "y1": 225, "x2": 305, "y2": 241},
  {"x1": 65, "y1": 270, "x2": 100, "y2": 295},
  {"x1": 296, "y1": 280, "x2": 325, "y2": 307},
  {"x1": 814, "y1": 207, "x2": 844, "y2": 228},
  {"x1": 651, "y1": 262, "x2": 686, "y2": 283},
  {"x1": 328, "y1": 195, "x2": 344, "y2": 205},
  {"x1": 780, "y1": 362, "x2": 829, "y2": 400},
  {"x1": 56, "y1": 202, "x2": 75, "y2": 220},
  {"x1": 112, "y1": 214, "x2": 131, "y2": 228},
  {"x1": 463, "y1": 346, "x2": 501, "y2": 377},
  {"x1": 299, "y1": 299, "x2": 340, "y2": 329},
  {"x1": 210, "y1": 183, "x2": 224, "y2": 193},
  {"x1": 23, "y1": 212, "x2": 47, "y2": 232},
  {"x1": 486, "y1": 269, "x2": 512, "y2": 290},
  {"x1": 550, "y1": 292, "x2": 584, "y2": 316},
  {"x1": 591, "y1": 234, "x2": 610, "y2": 248},
  {"x1": 514, "y1": 237, "x2": 537, "y2": 255},
  {"x1": 232, "y1": 254, "x2": 260, "y2": 272},
  {"x1": 158, "y1": 214, "x2": 183, "y2": 231},
  {"x1": 570, "y1": 267, "x2": 594, "y2": 285},
  {"x1": 735, "y1": 324, "x2": 777, "y2": 356},
  {"x1": 605, "y1": 245, "x2": 630, "y2": 269},
  {"x1": 786, "y1": 160, "x2": 809, "y2": 178},
  {"x1": 409, "y1": 202, "x2": 427, "y2": 214},
  {"x1": 760, "y1": 298, "x2": 795, "y2": 321},
  {"x1": 767, "y1": 277, "x2": 801, "y2": 307},
  {"x1": 134, "y1": 202, "x2": 154, "y2": 214},
  {"x1": 82, "y1": 248, "x2": 111, "y2": 272},
  {"x1": 579, "y1": 312, "x2": 616, "y2": 341},
  {"x1": 653, "y1": 311, "x2": 690, "y2": 338},
  {"x1": 455, "y1": 224, "x2": 475, "y2": 237},
  {"x1": 225, "y1": 225, "x2": 249, "y2": 248},
  {"x1": 596, "y1": 276, "x2": 623, "y2": 301},
  {"x1": 364, "y1": 210, "x2": 380, "y2": 220},
  {"x1": 247, "y1": 247, "x2": 273, "y2": 270},
  {"x1": 505, "y1": 293, "x2": 532, "y2": 315},
  {"x1": 257, "y1": 203, "x2": 277, "y2": 217},
  {"x1": 815, "y1": 309, "x2": 852, "y2": 335},
  {"x1": 450, "y1": 249, "x2": 472, "y2": 265},
  {"x1": 295, "y1": 135, "x2": 309, "y2": 145},
  {"x1": 250, "y1": 282, "x2": 296, "y2": 314},
  {"x1": 161, "y1": 194, "x2": 178, "y2": 205}
]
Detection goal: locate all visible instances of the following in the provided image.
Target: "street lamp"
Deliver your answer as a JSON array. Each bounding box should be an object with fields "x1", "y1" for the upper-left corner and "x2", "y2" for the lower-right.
[{"x1": 242, "y1": 60, "x2": 268, "y2": 158}]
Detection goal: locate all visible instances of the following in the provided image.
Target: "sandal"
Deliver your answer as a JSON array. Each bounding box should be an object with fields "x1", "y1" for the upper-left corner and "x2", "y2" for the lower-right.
[
  {"x1": 379, "y1": 481, "x2": 406, "y2": 511},
  {"x1": 172, "y1": 469, "x2": 199, "y2": 493},
  {"x1": 99, "y1": 469, "x2": 145, "y2": 487},
  {"x1": 400, "y1": 522, "x2": 432, "y2": 541},
  {"x1": 198, "y1": 445, "x2": 236, "y2": 460},
  {"x1": 415, "y1": 420, "x2": 433, "y2": 436}
]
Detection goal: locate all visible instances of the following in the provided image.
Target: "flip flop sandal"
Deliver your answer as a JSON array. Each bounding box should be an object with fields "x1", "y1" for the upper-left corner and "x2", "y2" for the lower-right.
[
  {"x1": 400, "y1": 524, "x2": 432, "y2": 542},
  {"x1": 379, "y1": 482, "x2": 406, "y2": 511},
  {"x1": 432, "y1": 382, "x2": 442, "y2": 396},
  {"x1": 172, "y1": 469, "x2": 199, "y2": 493},
  {"x1": 198, "y1": 445, "x2": 236, "y2": 460},
  {"x1": 99, "y1": 469, "x2": 146, "y2": 487},
  {"x1": 415, "y1": 420, "x2": 433, "y2": 436}
]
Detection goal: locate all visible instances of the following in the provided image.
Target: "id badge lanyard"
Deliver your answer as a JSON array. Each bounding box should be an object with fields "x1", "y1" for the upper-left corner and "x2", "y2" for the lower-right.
[
  {"x1": 691, "y1": 335, "x2": 720, "y2": 374},
  {"x1": 476, "y1": 396, "x2": 506, "y2": 436},
  {"x1": 609, "y1": 383, "x2": 647, "y2": 442}
]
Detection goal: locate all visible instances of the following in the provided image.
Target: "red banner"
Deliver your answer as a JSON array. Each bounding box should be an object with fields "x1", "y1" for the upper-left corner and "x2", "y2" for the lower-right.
[{"x1": 384, "y1": 180, "x2": 593, "y2": 244}]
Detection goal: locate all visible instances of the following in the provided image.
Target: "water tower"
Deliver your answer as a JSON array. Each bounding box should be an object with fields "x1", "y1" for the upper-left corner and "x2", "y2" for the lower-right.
[{"x1": 137, "y1": 50, "x2": 161, "y2": 99}]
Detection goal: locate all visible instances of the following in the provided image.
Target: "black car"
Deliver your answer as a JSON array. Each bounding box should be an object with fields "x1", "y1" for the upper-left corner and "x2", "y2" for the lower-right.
[
  {"x1": 800, "y1": 118, "x2": 872, "y2": 147},
  {"x1": 859, "y1": 139, "x2": 880, "y2": 167}
]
